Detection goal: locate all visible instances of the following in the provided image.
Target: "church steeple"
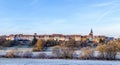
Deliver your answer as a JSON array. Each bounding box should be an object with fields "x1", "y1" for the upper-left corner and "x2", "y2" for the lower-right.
[
  {"x1": 90, "y1": 29, "x2": 93, "y2": 34},
  {"x1": 89, "y1": 28, "x2": 93, "y2": 37}
]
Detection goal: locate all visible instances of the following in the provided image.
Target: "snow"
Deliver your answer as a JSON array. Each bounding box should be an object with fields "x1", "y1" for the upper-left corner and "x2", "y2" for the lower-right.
[
  {"x1": 0, "y1": 50, "x2": 7, "y2": 56},
  {"x1": 32, "y1": 52, "x2": 56, "y2": 58},
  {"x1": 74, "y1": 50, "x2": 120, "y2": 59},
  {"x1": 73, "y1": 50, "x2": 100, "y2": 58},
  {"x1": 0, "y1": 58, "x2": 120, "y2": 65},
  {"x1": 116, "y1": 52, "x2": 120, "y2": 59}
]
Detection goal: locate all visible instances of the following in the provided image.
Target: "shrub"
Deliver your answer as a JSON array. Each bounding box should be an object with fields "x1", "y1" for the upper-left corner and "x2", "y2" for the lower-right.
[
  {"x1": 6, "y1": 50, "x2": 15, "y2": 58},
  {"x1": 52, "y1": 46, "x2": 74, "y2": 59},
  {"x1": 37, "y1": 53, "x2": 47, "y2": 59},
  {"x1": 79, "y1": 47, "x2": 94, "y2": 59},
  {"x1": 23, "y1": 51, "x2": 33, "y2": 58}
]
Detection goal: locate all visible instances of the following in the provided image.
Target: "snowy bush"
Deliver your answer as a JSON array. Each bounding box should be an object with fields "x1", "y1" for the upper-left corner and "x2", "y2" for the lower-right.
[
  {"x1": 37, "y1": 53, "x2": 47, "y2": 59},
  {"x1": 0, "y1": 51, "x2": 7, "y2": 57},
  {"x1": 22, "y1": 51, "x2": 33, "y2": 58},
  {"x1": 6, "y1": 50, "x2": 15, "y2": 58}
]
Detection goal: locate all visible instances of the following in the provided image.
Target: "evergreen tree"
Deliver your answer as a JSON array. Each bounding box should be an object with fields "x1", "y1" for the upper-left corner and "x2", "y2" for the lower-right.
[{"x1": 31, "y1": 36, "x2": 37, "y2": 46}]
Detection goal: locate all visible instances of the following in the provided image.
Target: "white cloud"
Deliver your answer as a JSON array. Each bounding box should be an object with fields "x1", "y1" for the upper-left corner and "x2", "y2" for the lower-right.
[
  {"x1": 96, "y1": 8, "x2": 113, "y2": 22},
  {"x1": 95, "y1": 3, "x2": 120, "y2": 23}
]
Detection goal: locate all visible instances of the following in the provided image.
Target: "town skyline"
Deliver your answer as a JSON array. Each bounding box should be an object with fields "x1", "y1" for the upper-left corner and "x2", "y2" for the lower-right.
[
  {"x1": 0, "y1": 0, "x2": 120, "y2": 37},
  {"x1": 0, "y1": 28, "x2": 120, "y2": 38}
]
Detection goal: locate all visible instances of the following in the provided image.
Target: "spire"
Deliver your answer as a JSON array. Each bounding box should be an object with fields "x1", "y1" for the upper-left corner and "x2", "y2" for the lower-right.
[
  {"x1": 90, "y1": 28, "x2": 93, "y2": 34},
  {"x1": 89, "y1": 28, "x2": 93, "y2": 37}
]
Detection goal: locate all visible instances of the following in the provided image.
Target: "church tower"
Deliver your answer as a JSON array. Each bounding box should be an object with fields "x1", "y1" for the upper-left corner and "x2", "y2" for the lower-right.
[{"x1": 89, "y1": 29, "x2": 93, "y2": 38}]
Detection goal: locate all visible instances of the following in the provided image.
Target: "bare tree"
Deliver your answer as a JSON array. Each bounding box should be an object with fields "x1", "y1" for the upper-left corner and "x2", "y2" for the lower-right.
[
  {"x1": 96, "y1": 44, "x2": 107, "y2": 59},
  {"x1": 105, "y1": 40, "x2": 120, "y2": 60},
  {"x1": 52, "y1": 46, "x2": 65, "y2": 58},
  {"x1": 80, "y1": 47, "x2": 94, "y2": 59}
]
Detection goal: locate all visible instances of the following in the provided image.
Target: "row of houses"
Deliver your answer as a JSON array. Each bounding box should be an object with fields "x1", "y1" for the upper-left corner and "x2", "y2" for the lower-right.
[
  {"x1": 5, "y1": 34, "x2": 82, "y2": 41},
  {"x1": 1, "y1": 29, "x2": 114, "y2": 43}
]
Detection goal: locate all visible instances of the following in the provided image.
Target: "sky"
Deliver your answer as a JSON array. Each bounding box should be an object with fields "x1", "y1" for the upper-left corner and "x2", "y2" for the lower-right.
[{"x1": 0, "y1": 0, "x2": 120, "y2": 37}]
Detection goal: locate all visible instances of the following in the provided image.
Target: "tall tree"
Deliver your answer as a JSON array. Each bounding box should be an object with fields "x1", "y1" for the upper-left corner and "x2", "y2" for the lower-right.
[
  {"x1": 33, "y1": 37, "x2": 43, "y2": 51},
  {"x1": 105, "y1": 40, "x2": 120, "y2": 60},
  {"x1": 31, "y1": 36, "x2": 37, "y2": 46},
  {"x1": 96, "y1": 40, "x2": 120, "y2": 60},
  {"x1": 96, "y1": 44, "x2": 107, "y2": 59}
]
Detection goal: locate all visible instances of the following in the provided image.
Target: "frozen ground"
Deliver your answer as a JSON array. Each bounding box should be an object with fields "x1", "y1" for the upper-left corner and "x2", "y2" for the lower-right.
[{"x1": 0, "y1": 58, "x2": 120, "y2": 65}]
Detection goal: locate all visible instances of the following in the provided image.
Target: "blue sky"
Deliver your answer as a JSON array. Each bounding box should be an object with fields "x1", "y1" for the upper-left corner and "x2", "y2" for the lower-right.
[{"x1": 0, "y1": 0, "x2": 120, "y2": 37}]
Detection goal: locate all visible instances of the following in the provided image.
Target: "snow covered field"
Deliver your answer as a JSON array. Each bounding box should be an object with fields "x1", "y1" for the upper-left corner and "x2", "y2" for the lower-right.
[{"x1": 0, "y1": 58, "x2": 120, "y2": 65}]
